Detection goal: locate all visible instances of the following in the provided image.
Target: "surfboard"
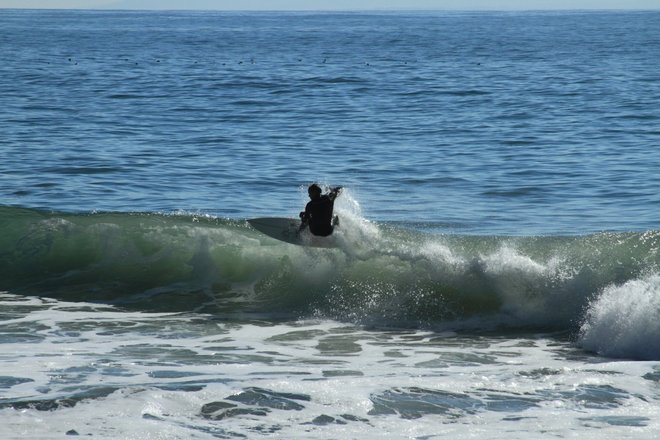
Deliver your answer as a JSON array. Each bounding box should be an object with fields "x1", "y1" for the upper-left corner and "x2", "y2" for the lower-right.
[{"x1": 248, "y1": 217, "x2": 337, "y2": 248}]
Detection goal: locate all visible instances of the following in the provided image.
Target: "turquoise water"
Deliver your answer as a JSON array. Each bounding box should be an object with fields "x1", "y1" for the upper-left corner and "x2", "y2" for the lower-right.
[{"x1": 1, "y1": 9, "x2": 660, "y2": 439}]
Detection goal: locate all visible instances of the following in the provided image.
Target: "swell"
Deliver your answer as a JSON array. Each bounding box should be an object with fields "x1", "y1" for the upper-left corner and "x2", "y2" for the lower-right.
[{"x1": 1, "y1": 206, "x2": 659, "y2": 335}]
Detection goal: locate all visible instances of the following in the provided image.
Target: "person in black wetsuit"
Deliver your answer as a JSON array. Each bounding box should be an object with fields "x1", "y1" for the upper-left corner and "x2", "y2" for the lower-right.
[{"x1": 299, "y1": 184, "x2": 342, "y2": 236}]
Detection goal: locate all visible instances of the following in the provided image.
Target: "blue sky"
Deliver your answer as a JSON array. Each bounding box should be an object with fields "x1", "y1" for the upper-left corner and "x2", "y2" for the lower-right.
[{"x1": 1, "y1": 0, "x2": 659, "y2": 9}]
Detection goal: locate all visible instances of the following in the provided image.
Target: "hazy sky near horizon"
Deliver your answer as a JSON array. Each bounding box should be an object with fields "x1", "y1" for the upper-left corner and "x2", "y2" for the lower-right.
[{"x1": 1, "y1": 0, "x2": 659, "y2": 10}]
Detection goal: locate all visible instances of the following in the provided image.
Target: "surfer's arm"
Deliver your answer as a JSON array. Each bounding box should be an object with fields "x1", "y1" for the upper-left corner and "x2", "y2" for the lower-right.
[
  {"x1": 328, "y1": 186, "x2": 342, "y2": 201},
  {"x1": 298, "y1": 210, "x2": 310, "y2": 232},
  {"x1": 298, "y1": 218, "x2": 309, "y2": 233}
]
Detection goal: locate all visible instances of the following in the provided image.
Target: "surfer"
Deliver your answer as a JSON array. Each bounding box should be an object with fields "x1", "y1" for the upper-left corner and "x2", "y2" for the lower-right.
[{"x1": 299, "y1": 184, "x2": 341, "y2": 236}]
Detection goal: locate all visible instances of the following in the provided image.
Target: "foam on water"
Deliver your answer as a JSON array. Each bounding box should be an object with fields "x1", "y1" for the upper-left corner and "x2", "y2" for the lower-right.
[
  {"x1": 1, "y1": 293, "x2": 659, "y2": 439},
  {"x1": 2, "y1": 204, "x2": 660, "y2": 361},
  {"x1": 579, "y1": 274, "x2": 660, "y2": 360},
  {"x1": 2, "y1": 9, "x2": 660, "y2": 439}
]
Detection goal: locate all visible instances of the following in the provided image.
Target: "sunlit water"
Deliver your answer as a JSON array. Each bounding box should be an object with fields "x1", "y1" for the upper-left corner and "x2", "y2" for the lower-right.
[{"x1": 1, "y1": 9, "x2": 660, "y2": 439}]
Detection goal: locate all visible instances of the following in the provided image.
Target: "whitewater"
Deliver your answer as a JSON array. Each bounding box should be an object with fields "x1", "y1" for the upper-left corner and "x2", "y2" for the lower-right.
[
  {"x1": 2, "y1": 9, "x2": 660, "y2": 440},
  {"x1": 2, "y1": 196, "x2": 660, "y2": 437},
  {"x1": 2, "y1": 200, "x2": 660, "y2": 357}
]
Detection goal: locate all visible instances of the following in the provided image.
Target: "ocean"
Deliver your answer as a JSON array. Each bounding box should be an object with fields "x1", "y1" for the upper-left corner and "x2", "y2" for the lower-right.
[{"x1": 1, "y1": 8, "x2": 659, "y2": 439}]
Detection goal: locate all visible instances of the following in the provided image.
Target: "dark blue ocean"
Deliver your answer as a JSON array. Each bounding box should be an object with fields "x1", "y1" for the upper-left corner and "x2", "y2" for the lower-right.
[
  {"x1": 2, "y1": 9, "x2": 660, "y2": 233},
  {"x1": 1, "y1": 9, "x2": 660, "y2": 439}
]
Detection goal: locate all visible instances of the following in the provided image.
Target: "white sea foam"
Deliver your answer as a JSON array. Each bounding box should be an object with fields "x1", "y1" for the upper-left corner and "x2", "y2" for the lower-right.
[
  {"x1": 578, "y1": 273, "x2": 660, "y2": 360},
  {"x1": 1, "y1": 292, "x2": 659, "y2": 439}
]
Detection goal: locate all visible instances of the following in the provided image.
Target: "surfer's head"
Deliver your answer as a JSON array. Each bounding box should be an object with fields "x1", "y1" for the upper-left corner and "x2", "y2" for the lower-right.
[{"x1": 308, "y1": 184, "x2": 322, "y2": 199}]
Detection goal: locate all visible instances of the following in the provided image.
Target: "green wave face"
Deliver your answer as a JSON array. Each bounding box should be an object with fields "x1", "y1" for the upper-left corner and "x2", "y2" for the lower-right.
[{"x1": 1, "y1": 207, "x2": 659, "y2": 331}]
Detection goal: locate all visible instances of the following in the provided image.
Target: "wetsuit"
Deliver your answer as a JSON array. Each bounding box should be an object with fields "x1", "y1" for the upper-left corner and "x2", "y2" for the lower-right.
[{"x1": 302, "y1": 195, "x2": 336, "y2": 237}]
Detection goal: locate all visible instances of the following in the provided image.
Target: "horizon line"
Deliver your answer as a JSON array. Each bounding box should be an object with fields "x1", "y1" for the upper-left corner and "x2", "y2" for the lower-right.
[{"x1": 2, "y1": 6, "x2": 659, "y2": 11}]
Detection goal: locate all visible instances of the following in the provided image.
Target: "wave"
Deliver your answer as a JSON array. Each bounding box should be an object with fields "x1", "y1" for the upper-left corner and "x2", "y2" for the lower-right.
[
  {"x1": 1, "y1": 205, "x2": 659, "y2": 359},
  {"x1": 578, "y1": 274, "x2": 660, "y2": 360}
]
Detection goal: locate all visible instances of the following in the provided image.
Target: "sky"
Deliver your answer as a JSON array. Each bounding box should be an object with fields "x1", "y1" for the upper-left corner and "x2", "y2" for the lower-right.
[
  {"x1": 0, "y1": 0, "x2": 660, "y2": 10},
  {"x1": 1, "y1": 0, "x2": 659, "y2": 10}
]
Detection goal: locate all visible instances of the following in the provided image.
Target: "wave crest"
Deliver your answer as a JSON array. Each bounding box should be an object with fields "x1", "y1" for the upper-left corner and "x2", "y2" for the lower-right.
[
  {"x1": 2, "y1": 206, "x2": 659, "y2": 358},
  {"x1": 578, "y1": 274, "x2": 660, "y2": 360}
]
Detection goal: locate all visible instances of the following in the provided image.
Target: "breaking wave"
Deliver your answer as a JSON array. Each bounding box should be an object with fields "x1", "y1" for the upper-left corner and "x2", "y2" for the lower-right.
[{"x1": 1, "y1": 206, "x2": 659, "y2": 359}]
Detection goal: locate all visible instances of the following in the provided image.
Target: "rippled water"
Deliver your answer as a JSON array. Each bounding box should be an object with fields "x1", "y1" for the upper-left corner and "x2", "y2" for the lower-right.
[
  {"x1": 1, "y1": 9, "x2": 660, "y2": 439},
  {"x1": 2, "y1": 10, "x2": 660, "y2": 233},
  {"x1": 2, "y1": 293, "x2": 659, "y2": 439}
]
